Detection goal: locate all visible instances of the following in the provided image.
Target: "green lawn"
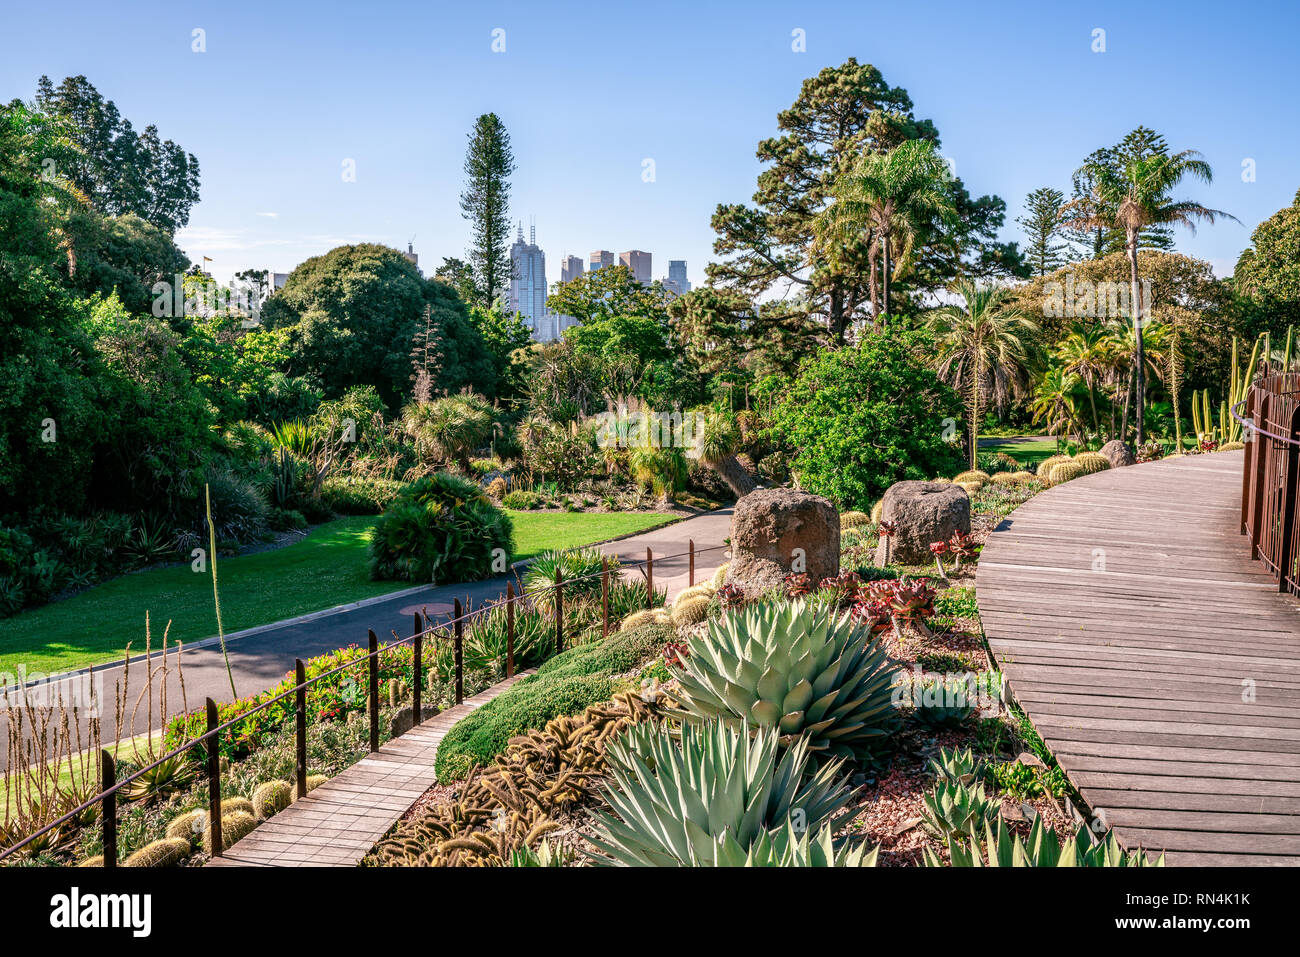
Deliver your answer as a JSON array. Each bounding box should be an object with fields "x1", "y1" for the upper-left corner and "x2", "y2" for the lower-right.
[
  {"x1": 979, "y1": 435, "x2": 1060, "y2": 468},
  {"x1": 0, "y1": 510, "x2": 675, "y2": 678}
]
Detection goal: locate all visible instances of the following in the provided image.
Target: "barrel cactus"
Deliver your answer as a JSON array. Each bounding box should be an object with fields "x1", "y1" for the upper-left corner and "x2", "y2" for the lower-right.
[
  {"x1": 164, "y1": 809, "x2": 207, "y2": 845},
  {"x1": 668, "y1": 599, "x2": 899, "y2": 761},
  {"x1": 1046, "y1": 461, "x2": 1086, "y2": 485},
  {"x1": 989, "y1": 472, "x2": 1019, "y2": 486},
  {"x1": 1072, "y1": 452, "x2": 1111, "y2": 475},
  {"x1": 290, "y1": 774, "x2": 329, "y2": 802},
  {"x1": 870, "y1": 500, "x2": 884, "y2": 524},
  {"x1": 1219, "y1": 440, "x2": 1245, "y2": 451},
  {"x1": 711, "y1": 561, "x2": 730, "y2": 587},
  {"x1": 1035, "y1": 454, "x2": 1072, "y2": 481},
  {"x1": 957, "y1": 480, "x2": 983, "y2": 497},
  {"x1": 670, "y1": 594, "x2": 712, "y2": 627},
  {"x1": 252, "y1": 780, "x2": 292, "y2": 819},
  {"x1": 124, "y1": 837, "x2": 191, "y2": 867},
  {"x1": 840, "y1": 510, "x2": 871, "y2": 529},
  {"x1": 620, "y1": 607, "x2": 671, "y2": 632},
  {"x1": 203, "y1": 811, "x2": 258, "y2": 854},
  {"x1": 1012, "y1": 470, "x2": 1036, "y2": 484},
  {"x1": 953, "y1": 470, "x2": 990, "y2": 484},
  {"x1": 674, "y1": 583, "x2": 715, "y2": 604},
  {"x1": 588, "y1": 720, "x2": 859, "y2": 866}
]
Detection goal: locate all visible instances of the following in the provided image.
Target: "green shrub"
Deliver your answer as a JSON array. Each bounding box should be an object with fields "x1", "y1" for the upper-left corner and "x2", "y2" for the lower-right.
[
  {"x1": 321, "y1": 476, "x2": 403, "y2": 515},
  {"x1": 502, "y1": 489, "x2": 542, "y2": 510},
  {"x1": 465, "y1": 603, "x2": 554, "y2": 671},
  {"x1": 768, "y1": 333, "x2": 966, "y2": 509},
  {"x1": 435, "y1": 622, "x2": 674, "y2": 782},
  {"x1": 369, "y1": 473, "x2": 514, "y2": 584},
  {"x1": 523, "y1": 546, "x2": 612, "y2": 601}
]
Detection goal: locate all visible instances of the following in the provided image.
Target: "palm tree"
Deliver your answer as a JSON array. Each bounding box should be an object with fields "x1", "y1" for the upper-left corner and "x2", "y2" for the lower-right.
[
  {"x1": 1030, "y1": 367, "x2": 1086, "y2": 444},
  {"x1": 690, "y1": 409, "x2": 757, "y2": 499},
  {"x1": 928, "y1": 280, "x2": 1041, "y2": 469},
  {"x1": 1106, "y1": 320, "x2": 1169, "y2": 443},
  {"x1": 402, "y1": 392, "x2": 494, "y2": 473},
  {"x1": 1066, "y1": 149, "x2": 1237, "y2": 443},
  {"x1": 1053, "y1": 323, "x2": 1113, "y2": 441},
  {"x1": 821, "y1": 139, "x2": 958, "y2": 325}
]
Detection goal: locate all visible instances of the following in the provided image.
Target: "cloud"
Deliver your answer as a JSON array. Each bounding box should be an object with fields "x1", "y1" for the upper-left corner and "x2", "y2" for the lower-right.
[{"x1": 256, "y1": 211, "x2": 279, "y2": 219}]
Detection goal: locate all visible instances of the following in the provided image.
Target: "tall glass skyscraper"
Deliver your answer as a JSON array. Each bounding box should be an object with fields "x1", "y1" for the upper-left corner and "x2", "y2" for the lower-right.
[{"x1": 509, "y1": 222, "x2": 551, "y2": 339}]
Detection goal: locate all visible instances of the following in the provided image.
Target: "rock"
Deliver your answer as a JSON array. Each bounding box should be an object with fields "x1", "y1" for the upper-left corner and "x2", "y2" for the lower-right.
[
  {"x1": 725, "y1": 488, "x2": 839, "y2": 597},
  {"x1": 389, "y1": 704, "x2": 437, "y2": 738},
  {"x1": 874, "y1": 481, "x2": 971, "y2": 566},
  {"x1": 1017, "y1": 751, "x2": 1046, "y2": 770},
  {"x1": 1099, "y1": 439, "x2": 1135, "y2": 468}
]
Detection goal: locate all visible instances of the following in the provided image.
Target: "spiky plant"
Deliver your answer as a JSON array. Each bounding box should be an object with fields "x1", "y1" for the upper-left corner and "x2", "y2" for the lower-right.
[
  {"x1": 668, "y1": 599, "x2": 899, "y2": 761},
  {"x1": 929, "y1": 746, "x2": 982, "y2": 786},
  {"x1": 713, "y1": 819, "x2": 878, "y2": 867},
  {"x1": 840, "y1": 511, "x2": 871, "y2": 528},
  {"x1": 670, "y1": 594, "x2": 712, "y2": 627},
  {"x1": 523, "y1": 546, "x2": 613, "y2": 601},
  {"x1": 711, "y1": 561, "x2": 730, "y2": 587},
  {"x1": 123, "y1": 837, "x2": 191, "y2": 868},
  {"x1": 924, "y1": 816, "x2": 1166, "y2": 867},
  {"x1": 588, "y1": 720, "x2": 859, "y2": 866},
  {"x1": 1035, "y1": 454, "x2": 1073, "y2": 482},
  {"x1": 1072, "y1": 451, "x2": 1112, "y2": 475},
  {"x1": 1046, "y1": 460, "x2": 1086, "y2": 485},
  {"x1": 921, "y1": 779, "x2": 999, "y2": 842}
]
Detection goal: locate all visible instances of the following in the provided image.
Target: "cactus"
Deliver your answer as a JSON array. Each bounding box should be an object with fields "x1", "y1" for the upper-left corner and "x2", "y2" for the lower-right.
[
  {"x1": 1012, "y1": 470, "x2": 1036, "y2": 484},
  {"x1": 711, "y1": 561, "x2": 730, "y2": 587},
  {"x1": 124, "y1": 837, "x2": 191, "y2": 867},
  {"x1": 840, "y1": 510, "x2": 871, "y2": 528},
  {"x1": 989, "y1": 472, "x2": 1019, "y2": 485},
  {"x1": 164, "y1": 808, "x2": 207, "y2": 845},
  {"x1": 957, "y1": 480, "x2": 983, "y2": 496},
  {"x1": 77, "y1": 855, "x2": 104, "y2": 867},
  {"x1": 912, "y1": 675, "x2": 977, "y2": 728},
  {"x1": 1046, "y1": 461, "x2": 1086, "y2": 485},
  {"x1": 953, "y1": 470, "x2": 990, "y2": 484},
  {"x1": 1194, "y1": 334, "x2": 1262, "y2": 445},
  {"x1": 929, "y1": 477, "x2": 953, "y2": 485},
  {"x1": 674, "y1": 583, "x2": 715, "y2": 604},
  {"x1": 670, "y1": 594, "x2": 712, "y2": 627},
  {"x1": 1072, "y1": 452, "x2": 1111, "y2": 475},
  {"x1": 619, "y1": 608, "x2": 670, "y2": 632},
  {"x1": 202, "y1": 811, "x2": 258, "y2": 854},
  {"x1": 1220, "y1": 441, "x2": 1245, "y2": 451},
  {"x1": 921, "y1": 779, "x2": 999, "y2": 842},
  {"x1": 870, "y1": 500, "x2": 884, "y2": 524},
  {"x1": 290, "y1": 774, "x2": 329, "y2": 802},
  {"x1": 252, "y1": 780, "x2": 292, "y2": 819}
]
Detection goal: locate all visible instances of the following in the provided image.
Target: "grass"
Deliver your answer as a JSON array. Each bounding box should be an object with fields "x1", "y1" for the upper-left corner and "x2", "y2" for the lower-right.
[
  {"x1": 0, "y1": 510, "x2": 675, "y2": 678},
  {"x1": 979, "y1": 435, "x2": 1060, "y2": 467}
]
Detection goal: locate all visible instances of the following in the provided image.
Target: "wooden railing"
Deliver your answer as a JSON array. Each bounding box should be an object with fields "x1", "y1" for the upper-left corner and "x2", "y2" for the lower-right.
[{"x1": 1238, "y1": 371, "x2": 1300, "y2": 593}]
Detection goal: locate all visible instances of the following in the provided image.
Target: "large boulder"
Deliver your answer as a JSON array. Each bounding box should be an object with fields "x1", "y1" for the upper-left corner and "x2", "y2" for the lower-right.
[
  {"x1": 875, "y1": 481, "x2": 970, "y2": 566},
  {"x1": 1099, "y1": 439, "x2": 1135, "y2": 468},
  {"x1": 725, "y1": 488, "x2": 839, "y2": 597}
]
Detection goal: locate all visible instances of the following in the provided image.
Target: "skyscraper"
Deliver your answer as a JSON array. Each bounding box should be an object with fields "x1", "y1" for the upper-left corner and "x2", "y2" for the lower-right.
[
  {"x1": 619, "y1": 250, "x2": 652, "y2": 284},
  {"x1": 589, "y1": 250, "x2": 614, "y2": 273},
  {"x1": 561, "y1": 255, "x2": 584, "y2": 283},
  {"x1": 509, "y1": 222, "x2": 554, "y2": 340},
  {"x1": 665, "y1": 259, "x2": 690, "y2": 296}
]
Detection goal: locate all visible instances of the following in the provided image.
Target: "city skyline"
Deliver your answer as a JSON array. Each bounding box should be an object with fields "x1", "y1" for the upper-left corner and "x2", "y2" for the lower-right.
[{"x1": 3, "y1": 1, "x2": 1292, "y2": 293}]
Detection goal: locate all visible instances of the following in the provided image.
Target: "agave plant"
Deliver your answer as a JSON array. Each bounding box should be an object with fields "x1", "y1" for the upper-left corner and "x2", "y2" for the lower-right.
[
  {"x1": 928, "y1": 746, "x2": 982, "y2": 787},
  {"x1": 924, "y1": 816, "x2": 1166, "y2": 867},
  {"x1": 464, "y1": 603, "x2": 555, "y2": 672},
  {"x1": 713, "y1": 818, "x2": 878, "y2": 867},
  {"x1": 588, "y1": 720, "x2": 859, "y2": 867},
  {"x1": 120, "y1": 752, "x2": 198, "y2": 802},
  {"x1": 921, "y1": 778, "x2": 1000, "y2": 842},
  {"x1": 911, "y1": 675, "x2": 978, "y2": 728},
  {"x1": 668, "y1": 599, "x2": 900, "y2": 761}
]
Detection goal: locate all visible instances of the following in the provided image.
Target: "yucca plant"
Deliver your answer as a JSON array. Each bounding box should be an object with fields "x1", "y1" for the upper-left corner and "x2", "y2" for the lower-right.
[
  {"x1": 668, "y1": 599, "x2": 900, "y2": 762},
  {"x1": 465, "y1": 602, "x2": 554, "y2": 672},
  {"x1": 588, "y1": 720, "x2": 858, "y2": 867},
  {"x1": 523, "y1": 546, "x2": 614, "y2": 601},
  {"x1": 924, "y1": 816, "x2": 1166, "y2": 867}
]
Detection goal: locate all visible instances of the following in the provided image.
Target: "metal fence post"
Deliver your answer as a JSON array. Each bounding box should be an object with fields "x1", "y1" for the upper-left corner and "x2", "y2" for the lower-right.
[
  {"x1": 506, "y1": 582, "x2": 516, "y2": 678},
  {"x1": 645, "y1": 548, "x2": 653, "y2": 608},
  {"x1": 412, "y1": 613, "x2": 423, "y2": 724},
  {"x1": 689, "y1": 539, "x2": 695, "y2": 587},
  {"x1": 206, "y1": 697, "x2": 222, "y2": 857},
  {"x1": 100, "y1": 749, "x2": 116, "y2": 868},
  {"x1": 367, "y1": 629, "x2": 380, "y2": 753},
  {"x1": 295, "y1": 659, "x2": 308, "y2": 799},
  {"x1": 453, "y1": 599, "x2": 464, "y2": 705},
  {"x1": 555, "y1": 569, "x2": 565, "y2": 655},
  {"x1": 1279, "y1": 406, "x2": 1300, "y2": 592},
  {"x1": 601, "y1": 557, "x2": 610, "y2": 639}
]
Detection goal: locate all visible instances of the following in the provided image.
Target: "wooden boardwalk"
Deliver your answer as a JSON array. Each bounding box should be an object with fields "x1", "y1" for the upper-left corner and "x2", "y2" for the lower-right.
[
  {"x1": 209, "y1": 670, "x2": 535, "y2": 867},
  {"x1": 977, "y1": 450, "x2": 1300, "y2": 866}
]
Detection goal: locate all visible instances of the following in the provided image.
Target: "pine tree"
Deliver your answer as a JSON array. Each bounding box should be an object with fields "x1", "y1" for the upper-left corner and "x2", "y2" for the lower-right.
[
  {"x1": 1016, "y1": 187, "x2": 1071, "y2": 276},
  {"x1": 458, "y1": 114, "x2": 516, "y2": 310}
]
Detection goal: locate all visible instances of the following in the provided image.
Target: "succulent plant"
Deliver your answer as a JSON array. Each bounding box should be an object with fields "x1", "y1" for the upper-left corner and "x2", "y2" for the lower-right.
[
  {"x1": 1072, "y1": 451, "x2": 1112, "y2": 475},
  {"x1": 668, "y1": 599, "x2": 899, "y2": 761},
  {"x1": 989, "y1": 472, "x2": 1019, "y2": 485},
  {"x1": 924, "y1": 816, "x2": 1166, "y2": 867},
  {"x1": 884, "y1": 578, "x2": 937, "y2": 633},
  {"x1": 1219, "y1": 440, "x2": 1245, "y2": 452},
  {"x1": 164, "y1": 808, "x2": 207, "y2": 845},
  {"x1": 251, "y1": 780, "x2": 292, "y2": 819},
  {"x1": 289, "y1": 774, "x2": 328, "y2": 802},
  {"x1": 509, "y1": 839, "x2": 571, "y2": 867},
  {"x1": 711, "y1": 561, "x2": 730, "y2": 587},
  {"x1": 674, "y1": 582, "x2": 715, "y2": 604},
  {"x1": 715, "y1": 582, "x2": 745, "y2": 610},
  {"x1": 783, "y1": 572, "x2": 815, "y2": 598},
  {"x1": 619, "y1": 607, "x2": 671, "y2": 632},
  {"x1": 957, "y1": 480, "x2": 983, "y2": 496},
  {"x1": 839, "y1": 510, "x2": 871, "y2": 529},
  {"x1": 953, "y1": 470, "x2": 990, "y2": 484},
  {"x1": 870, "y1": 500, "x2": 884, "y2": 524},
  {"x1": 120, "y1": 752, "x2": 197, "y2": 802},
  {"x1": 1047, "y1": 461, "x2": 1086, "y2": 485},
  {"x1": 202, "y1": 810, "x2": 258, "y2": 854},
  {"x1": 911, "y1": 675, "x2": 977, "y2": 728},
  {"x1": 714, "y1": 819, "x2": 878, "y2": 867},
  {"x1": 123, "y1": 837, "x2": 191, "y2": 867},
  {"x1": 947, "y1": 532, "x2": 978, "y2": 569},
  {"x1": 921, "y1": 779, "x2": 999, "y2": 842},
  {"x1": 1011, "y1": 470, "x2": 1036, "y2": 483},
  {"x1": 588, "y1": 720, "x2": 859, "y2": 866},
  {"x1": 670, "y1": 594, "x2": 712, "y2": 627},
  {"x1": 928, "y1": 746, "x2": 982, "y2": 786},
  {"x1": 929, "y1": 541, "x2": 950, "y2": 580},
  {"x1": 1034, "y1": 454, "x2": 1073, "y2": 481}
]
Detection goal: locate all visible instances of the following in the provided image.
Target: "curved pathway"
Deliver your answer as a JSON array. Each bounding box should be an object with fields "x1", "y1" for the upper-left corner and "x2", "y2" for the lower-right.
[{"x1": 977, "y1": 450, "x2": 1300, "y2": 866}]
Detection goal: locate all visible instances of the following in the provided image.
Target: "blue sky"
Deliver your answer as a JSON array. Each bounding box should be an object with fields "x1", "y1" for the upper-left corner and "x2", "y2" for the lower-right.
[{"x1": 2, "y1": 0, "x2": 1296, "y2": 287}]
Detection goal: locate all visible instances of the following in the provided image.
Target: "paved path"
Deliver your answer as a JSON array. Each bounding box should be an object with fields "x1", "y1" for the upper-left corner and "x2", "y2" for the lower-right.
[
  {"x1": 208, "y1": 670, "x2": 536, "y2": 867},
  {"x1": 977, "y1": 450, "x2": 1300, "y2": 866},
  {"x1": 1, "y1": 509, "x2": 732, "y2": 772}
]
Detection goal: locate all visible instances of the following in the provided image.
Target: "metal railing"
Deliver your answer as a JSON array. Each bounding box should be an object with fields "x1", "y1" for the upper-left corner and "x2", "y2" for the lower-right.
[
  {"x1": 1235, "y1": 370, "x2": 1300, "y2": 592},
  {"x1": 0, "y1": 539, "x2": 727, "y2": 864}
]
